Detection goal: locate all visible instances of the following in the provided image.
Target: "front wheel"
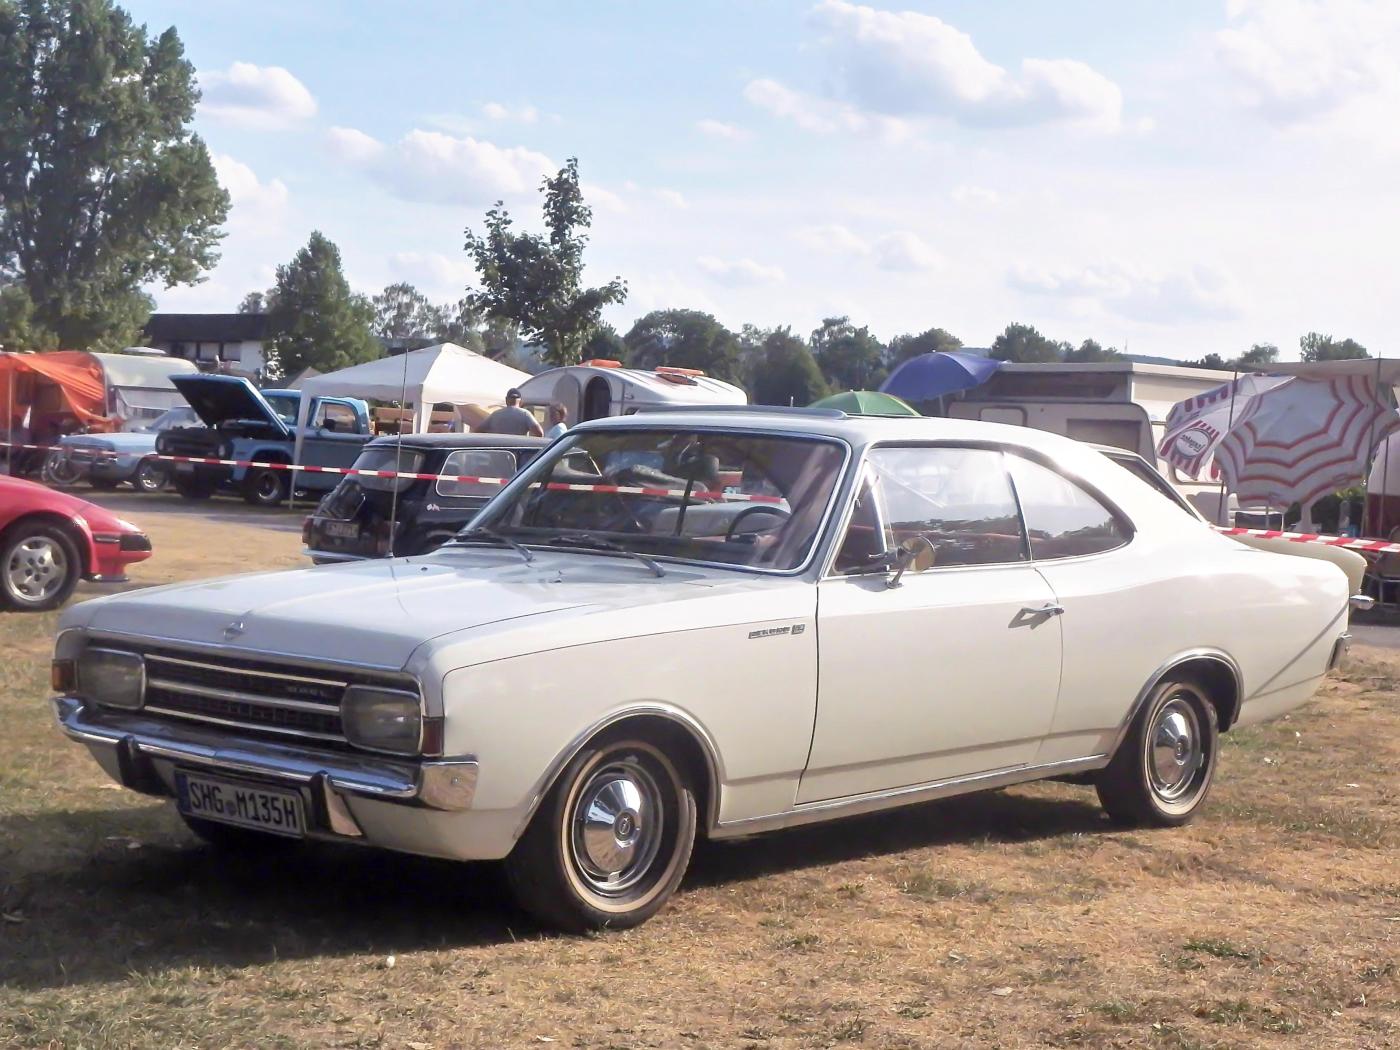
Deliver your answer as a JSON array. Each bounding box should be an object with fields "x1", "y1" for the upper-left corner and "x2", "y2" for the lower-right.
[
  {"x1": 505, "y1": 737, "x2": 697, "y2": 932},
  {"x1": 0, "y1": 522, "x2": 82, "y2": 611},
  {"x1": 1096, "y1": 678, "x2": 1218, "y2": 827},
  {"x1": 133, "y1": 459, "x2": 168, "y2": 493},
  {"x1": 241, "y1": 467, "x2": 289, "y2": 507}
]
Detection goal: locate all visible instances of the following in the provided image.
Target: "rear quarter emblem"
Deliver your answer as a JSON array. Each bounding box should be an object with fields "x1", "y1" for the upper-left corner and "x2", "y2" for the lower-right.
[{"x1": 749, "y1": 624, "x2": 805, "y2": 640}]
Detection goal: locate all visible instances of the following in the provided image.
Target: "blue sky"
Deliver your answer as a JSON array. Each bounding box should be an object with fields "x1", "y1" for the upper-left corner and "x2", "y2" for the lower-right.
[{"x1": 129, "y1": 0, "x2": 1400, "y2": 361}]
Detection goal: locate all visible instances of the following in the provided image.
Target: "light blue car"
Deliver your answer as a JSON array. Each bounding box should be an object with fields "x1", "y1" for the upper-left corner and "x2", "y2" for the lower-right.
[{"x1": 46, "y1": 407, "x2": 203, "y2": 493}]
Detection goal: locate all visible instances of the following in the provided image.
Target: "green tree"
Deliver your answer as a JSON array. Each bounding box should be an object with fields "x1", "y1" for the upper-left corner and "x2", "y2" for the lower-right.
[
  {"x1": 990, "y1": 322, "x2": 1062, "y2": 363},
  {"x1": 623, "y1": 308, "x2": 743, "y2": 381},
  {"x1": 265, "y1": 231, "x2": 380, "y2": 378},
  {"x1": 0, "y1": 0, "x2": 228, "y2": 350},
  {"x1": 1238, "y1": 342, "x2": 1278, "y2": 367},
  {"x1": 810, "y1": 316, "x2": 887, "y2": 390},
  {"x1": 1185, "y1": 352, "x2": 1231, "y2": 370},
  {"x1": 886, "y1": 326, "x2": 962, "y2": 368},
  {"x1": 1300, "y1": 331, "x2": 1369, "y2": 362},
  {"x1": 463, "y1": 157, "x2": 626, "y2": 366},
  {"x1": 0, "y1": 282, "x2": 56, "y2": 350},
  {"x1": 750, "y1": 327, "x2": 829, "y2": 406},
  {"x1": 237, "y1": 291, "x2": 266, "y2": 314},
  {"x1": 1062, "y1": 338, "x2": 1121, "y2": 362},
  {"x1": 582, "y1": 322, "x2": 625, "y2": 361}
]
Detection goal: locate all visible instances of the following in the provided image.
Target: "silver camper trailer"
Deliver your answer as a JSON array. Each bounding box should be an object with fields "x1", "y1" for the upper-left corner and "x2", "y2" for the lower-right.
[{"x1": 518, "y1": 361, "x2": 747, "y2": 423}]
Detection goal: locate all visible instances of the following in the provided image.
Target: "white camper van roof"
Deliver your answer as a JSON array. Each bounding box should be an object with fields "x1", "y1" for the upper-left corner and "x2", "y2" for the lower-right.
[{"x1": 519, "y1": 363, "x2": 747, "y2": 409}]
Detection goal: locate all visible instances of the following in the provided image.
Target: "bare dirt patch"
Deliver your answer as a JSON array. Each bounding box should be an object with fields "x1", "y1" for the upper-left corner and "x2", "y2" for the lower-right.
[{"x1": 1, "y1": 497, "x2": 1396, "y2": 1048}]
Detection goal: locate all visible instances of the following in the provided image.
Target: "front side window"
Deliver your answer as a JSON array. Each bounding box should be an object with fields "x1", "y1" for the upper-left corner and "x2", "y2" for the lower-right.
[
  {"x1": 1007, "y1": 454, "x2": 1128, "y2": 559},
  {"x1": 437, "y1": 449, "x2": 520, "y2": 498},
  {"x1": 474, "y1": 428, "x2": 847, "y2": 571},
  {"x1": 316, "y1": 401, "x2": 359, "y2": 432},
  {"x1": 859, "y1": 447, "x2": 1028, "y2": 569}
]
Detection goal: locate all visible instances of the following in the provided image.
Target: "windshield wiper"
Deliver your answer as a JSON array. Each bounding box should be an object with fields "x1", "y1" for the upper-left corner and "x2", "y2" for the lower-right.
[
  {"x1": 540, "y1": 532, "x2": 666, "y2": 577},
  {"x1": 449, "y1": 527, "x2": 534, "y2": 564}
]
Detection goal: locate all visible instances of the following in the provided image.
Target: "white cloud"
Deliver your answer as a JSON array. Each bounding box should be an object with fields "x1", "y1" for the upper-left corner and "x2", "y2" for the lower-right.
[
  {"x1": 583, "y1": 182, "x2": 628, "y2": 213},
  {"x1": 325, "y1": 126, "x2": 385, "y2": 164},
  {"x1": 330, "y1": 127, "x2": 554, "y2": 206},
  {"x1": 199, "y1": 62, "x2": 317, "y2": 129},
  {"x1": 482, "y1": 101, "x2": 540, "y2": 123},
  {"x1": 805, "y1": 0, "x2": 1122, "y2": 132},
  {"x1": 212, "y1": 154, "x2": 289, "y2": 237},
  {"x1": 696, "y1": 118, "x2": 751, "y2": 141},
  {"x1": 951, "y1": 184, "x2": 1000, "y2": 207},
  {"x1": 872, "y1": 231, "x2": 942, "y2": 271},
  {"x1": 1215, "y1": 0, "x2": 1400, "y2": 126},
  {"x1": 744, "y1": 77, "x2": 912, "y2": 141},
  {"x1": 794, "y1": 223, "x2": 871, "y2": 255},
  {"x1": 1008, "y1": 262, "x2": 1245, "y2": 323},
  {"x1": 387, "y1": 251, "x2": 475, "y2": 300},
  {"x1": 696, "y1": 255, "x2": 786, "y2": 287},
  {"x1": 654, "y1": 188, "x2": 688, "y2": 209}
]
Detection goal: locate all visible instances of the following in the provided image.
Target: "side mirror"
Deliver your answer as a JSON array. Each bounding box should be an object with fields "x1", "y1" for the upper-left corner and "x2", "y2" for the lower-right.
[{"x1": 887, "y1": 535, "x2": 937, "y2": 588}]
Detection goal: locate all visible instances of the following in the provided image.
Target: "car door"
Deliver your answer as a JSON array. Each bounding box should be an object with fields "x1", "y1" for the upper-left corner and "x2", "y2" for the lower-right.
[
  {"x1": 798, "y1": 445, "x2": 1064, "y2": 804},
  {"x1": 1002, "y1": 452, "x2": 1150, "y2": 766}
]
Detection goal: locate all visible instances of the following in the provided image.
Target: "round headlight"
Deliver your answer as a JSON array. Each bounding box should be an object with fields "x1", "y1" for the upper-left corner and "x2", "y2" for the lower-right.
[
  {"x1": 77, "y1": 648, "x2": 145, "y2": 710},
  {"x1": 342, "y1": 686, "x2": 422, "y2": 755}
]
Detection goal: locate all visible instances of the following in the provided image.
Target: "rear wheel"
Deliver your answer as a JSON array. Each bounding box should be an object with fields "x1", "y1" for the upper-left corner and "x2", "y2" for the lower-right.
[
  {"x1": 0, "y1": 522, "x2": 82, "y2": 611},
  {"x1": 1097, "y1": 678, "x2": 1218, "y2": 827},
  {"x1": 242, "y1": 467, "x2": 289, "y2": 507},
  {"x1": 133, "y1": 459, "x2": 168, "y2": 493},
  {"x1": 505, "y1": 737, "x2": 697, "y2": 932}
]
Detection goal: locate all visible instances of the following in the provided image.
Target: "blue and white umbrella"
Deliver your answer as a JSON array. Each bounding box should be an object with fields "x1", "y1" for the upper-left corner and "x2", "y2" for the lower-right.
[{"x1": 880, "y1": 351, "x2": 1001, "y2": 403}]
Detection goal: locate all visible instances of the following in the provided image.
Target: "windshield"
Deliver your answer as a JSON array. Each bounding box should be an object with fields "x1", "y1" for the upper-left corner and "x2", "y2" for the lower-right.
[
  {"x1": 264, "y1": 392, "x2": 299, "y2": 426},
  {"x1": 148, "y1": 407, "x2": 195, "y2": 431},
  {"x1": 472, "y1": 427, "x2": 848, "y2": 571}
]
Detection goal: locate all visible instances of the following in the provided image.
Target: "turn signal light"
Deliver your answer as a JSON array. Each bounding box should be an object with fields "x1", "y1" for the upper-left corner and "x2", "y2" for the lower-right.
[{"x1": 51, "y1": 659, "x2": 75, "y2": 692}]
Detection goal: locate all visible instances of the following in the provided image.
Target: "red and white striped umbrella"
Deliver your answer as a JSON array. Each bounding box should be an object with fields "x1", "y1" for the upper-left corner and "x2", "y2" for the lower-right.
[
  {"x1": 1213, "y1": 375, "x2": 1399, "y2": 509},
  {"x1": 1159, "y1": 373, "x2": 1291, "y2": 480}
]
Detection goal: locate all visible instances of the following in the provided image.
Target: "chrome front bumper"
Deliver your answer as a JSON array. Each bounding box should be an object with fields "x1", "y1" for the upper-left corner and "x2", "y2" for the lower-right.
[{"x1": 52, "y1": 697, "x2": 478, "y2": 838}]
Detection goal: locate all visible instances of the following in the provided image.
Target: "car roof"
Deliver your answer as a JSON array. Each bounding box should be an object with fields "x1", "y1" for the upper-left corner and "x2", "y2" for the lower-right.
[{"x1": 363, "y1": 432, "x2": 548, "y2": 450}]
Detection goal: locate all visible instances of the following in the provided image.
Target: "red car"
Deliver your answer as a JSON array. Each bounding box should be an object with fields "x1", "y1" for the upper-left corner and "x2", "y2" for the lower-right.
[{"x1": 0, "y1": 475, "x2": 152, "y2": 611}]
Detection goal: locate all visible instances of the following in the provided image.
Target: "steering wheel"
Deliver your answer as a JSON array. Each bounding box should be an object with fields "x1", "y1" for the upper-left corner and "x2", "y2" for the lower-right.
[{"x1": 725, "y1": 504, "x2": 791, "y2": 542}]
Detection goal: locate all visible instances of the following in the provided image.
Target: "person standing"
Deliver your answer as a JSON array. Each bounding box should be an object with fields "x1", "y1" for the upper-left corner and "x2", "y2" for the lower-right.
[
  {"x1": 476, "y1": 388, "x2": 543, "y2": 436},
  {"x1": 545, "y1": 403, "x2": 569, "y2": 440}
]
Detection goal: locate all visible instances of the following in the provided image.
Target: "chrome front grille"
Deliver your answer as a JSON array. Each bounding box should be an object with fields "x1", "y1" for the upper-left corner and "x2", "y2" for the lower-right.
[{"x1": 136, "y1": 647, "x2": 353, "y2": 746}]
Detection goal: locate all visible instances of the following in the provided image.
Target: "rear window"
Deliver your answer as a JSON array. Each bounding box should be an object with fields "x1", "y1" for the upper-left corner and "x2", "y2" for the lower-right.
[
  {"x1": 1007, "y1": 455, "x2": 1129, "y2": 559},
  {"x1": 437, "y1": 449, "x2": 521, "y2": 498},
  {"x1": 350, "y1": 445, "x2": 427, "y2": 493}
]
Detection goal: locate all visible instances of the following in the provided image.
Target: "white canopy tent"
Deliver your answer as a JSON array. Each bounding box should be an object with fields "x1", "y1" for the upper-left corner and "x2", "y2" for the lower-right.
[{"x1": 291, "y1": 342, "x2": 532, "y2": 465}]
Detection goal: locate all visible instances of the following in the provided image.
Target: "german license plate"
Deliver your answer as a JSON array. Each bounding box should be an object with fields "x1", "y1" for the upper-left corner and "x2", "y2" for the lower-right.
[
  {"x1": 175, "y1": 462, "x2": 194, "y2": 474},
  {"x1": 175, "y1": 771, "x2": 305, "y2": 838},
  {"x1": 323, "y1": 520, "x2": 359, "y2": 539}
]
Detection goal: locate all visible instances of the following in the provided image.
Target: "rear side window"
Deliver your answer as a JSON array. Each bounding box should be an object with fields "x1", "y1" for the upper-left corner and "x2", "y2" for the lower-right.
[
  {"x1": 1007, "y1": 455, "x2": 1128, "y2": 559},
  {"x1": 866, "y1": 447, "x2": 1027, "y2": 567},
  {"x1": 437, "y1": 449, "x2": 520, "y2": 498}
]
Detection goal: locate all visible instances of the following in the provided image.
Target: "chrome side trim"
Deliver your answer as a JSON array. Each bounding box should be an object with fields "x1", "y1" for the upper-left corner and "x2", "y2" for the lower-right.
[
  {"x1": 53, "y1": 697, "x2": 477, "y2": 813},
  {"x1": 512, "y1": 704, "x2": 726, "y2": 838},
  {"x1": 146, "y1": 677, "x2": 341, "y2": 714},
  {"x1": 711, "y1": 755, "x2": 1109, "y2": 837},
  {"x1": 1108, "y1": 648, "x2": 1244, "y2": 755},
  {"x1": 302, "y1": 548, "x2": 367, "y2": 563}
]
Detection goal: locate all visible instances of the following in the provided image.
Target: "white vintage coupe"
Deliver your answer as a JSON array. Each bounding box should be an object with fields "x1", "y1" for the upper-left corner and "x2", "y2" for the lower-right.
[{"x1": 52, "y1": 409, "x2": 1356, "y2": 930}]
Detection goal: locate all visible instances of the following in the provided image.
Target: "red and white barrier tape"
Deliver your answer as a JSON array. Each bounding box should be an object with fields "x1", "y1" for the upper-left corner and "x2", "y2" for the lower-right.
[
  {"x1": 0, "y1": 441, "x2": 784, "y2": 504},
  {"x1": 1212, "y1": 526, "x2": 1400, "y2": 555}
]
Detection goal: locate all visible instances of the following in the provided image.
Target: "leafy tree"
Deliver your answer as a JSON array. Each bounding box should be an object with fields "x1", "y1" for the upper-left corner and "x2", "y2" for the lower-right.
[
  {"x1": 990, "y1": 323, "x2": 1062, "y2": 363},
  {"x1": 886, "y1": 326, "x2": 962, "y2": 368},
  {"x1": 1300, "y1": 331, "x2": 1369, "y2": 362},
  {"x1": 582, "y1": 322, "x2": 625, "y2": 361},
  {"x1": 624, "y1": 308, "x2": 743, "y2": 381},
  {"x1": 265, "y1": 231, "x2": 380, "y2": 377},
  {"x1": 750, "y1": 327, "x2": 829, "y2": 406},
  {"x1": 237, "y1": 291, "x2": 266, "y2": 314},
  {"x1": 810, "y1": 316, "x2": 887, "y2": 390},
  {"x1": 463, "y1": 157, "x2": 626, "y2": 366},
  {"x1": 1185, "y1": 352, "x2": 1231, "y2": 370},
  {"x1": 0, "y1": 0, "x2": 228, "y2": 350},
  {"x1": 1238, "y1": 342, "x2": 1278, "y2": 367},
  {"x1": 1062, "y1": 338, "x2": 1121, "y2": 363},
  {"x1": 0, "y1": 282, "x2": 56, "y2": 350}
]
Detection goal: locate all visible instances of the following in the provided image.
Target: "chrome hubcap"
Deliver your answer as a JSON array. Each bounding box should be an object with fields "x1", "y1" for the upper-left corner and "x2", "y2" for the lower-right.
[
  {"x1": 6, "y1": 536, "x2": 67, "y2": 602},
  {"x1": 1149, "y1": 697, "x2": 1203, "y2": 801},
  {"x1": 569, "y1": 760, "x2": 663, "y2": 896}
]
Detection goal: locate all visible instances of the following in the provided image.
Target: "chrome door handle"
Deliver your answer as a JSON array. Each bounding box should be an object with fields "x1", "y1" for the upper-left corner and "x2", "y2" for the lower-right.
[{"x1": 1024, "y1": 603, "x2": 1064, "y2": 616}]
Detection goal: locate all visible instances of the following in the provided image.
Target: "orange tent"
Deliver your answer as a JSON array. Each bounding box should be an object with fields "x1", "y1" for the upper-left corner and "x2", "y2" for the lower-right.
[{"x1": 0, "y1": 351, "x2": 111, "y2": 432}]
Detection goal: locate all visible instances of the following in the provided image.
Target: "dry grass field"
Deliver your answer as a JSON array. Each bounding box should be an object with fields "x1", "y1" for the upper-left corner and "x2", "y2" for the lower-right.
[{"x1": 0, "y1": 493, "x2": 1396, "y2": 1049}]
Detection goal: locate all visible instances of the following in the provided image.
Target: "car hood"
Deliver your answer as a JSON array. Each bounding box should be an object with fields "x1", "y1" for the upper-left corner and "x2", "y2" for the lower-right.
[
  {"x1": 61, "y1": 548, "x2": 786, "y2": 671},
  {"x1": 62, "y1": 432, "x2": 156, "y2": 452},
  {"x1": 171, "y1": 374, "x2": 291, "y2": 435}
]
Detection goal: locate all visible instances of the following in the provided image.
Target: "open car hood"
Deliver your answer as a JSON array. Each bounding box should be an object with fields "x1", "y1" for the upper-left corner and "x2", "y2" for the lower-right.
[{"x1": 171, "y1": 374, "x2": 291, "y2": 436}]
